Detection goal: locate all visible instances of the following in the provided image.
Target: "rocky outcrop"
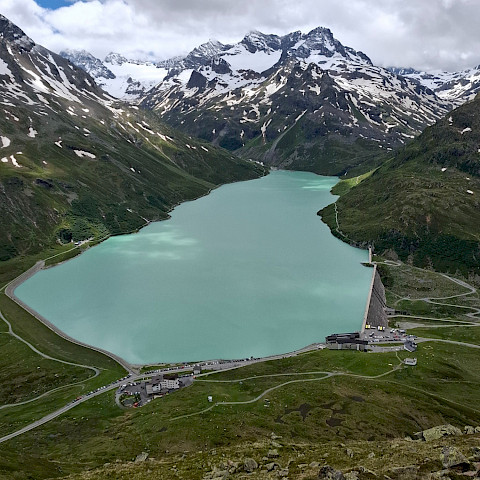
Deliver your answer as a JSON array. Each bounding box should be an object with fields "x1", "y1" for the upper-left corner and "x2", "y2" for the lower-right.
[
  {"x1": 134, "y1": 452, "x2": 149, "y2": 462},
  {"x1": 440, "y1": 446, "x2": 470, "y2": 470},
  {"x1": 415, "y1": 424, "x2": 463, "y2": 442}
]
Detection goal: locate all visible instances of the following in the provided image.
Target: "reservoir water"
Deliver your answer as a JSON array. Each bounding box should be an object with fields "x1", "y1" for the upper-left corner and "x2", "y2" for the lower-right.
[{"x1": 16, "y1": 171, "x2": 372, "y2": 364}]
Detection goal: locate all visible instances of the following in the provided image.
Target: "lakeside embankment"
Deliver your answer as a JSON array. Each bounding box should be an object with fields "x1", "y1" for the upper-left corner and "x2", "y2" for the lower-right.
[{"x1": 4, "y1": 261, "x2": 136, "y2": 374}]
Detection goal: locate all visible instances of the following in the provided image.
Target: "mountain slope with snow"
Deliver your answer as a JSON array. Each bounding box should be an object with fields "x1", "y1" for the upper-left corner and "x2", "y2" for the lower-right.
[
  {"x1": 388, "y1": 66, "x2": 480, "y2": 105},
  {"x1": 60, "y1": 49, "x2": 168, "y2": 100},
  {"x1": 141, "y1": 28, "x2": 451, "y2": 176},
  {"x1": 0, "y1": 14, "x2": 264, "y2": 260}
]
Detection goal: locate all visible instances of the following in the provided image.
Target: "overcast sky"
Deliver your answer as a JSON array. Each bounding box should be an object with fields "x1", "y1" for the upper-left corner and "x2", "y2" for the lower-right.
[{"x1": 2, "y1": 0, "x2": 480, "y2": 72}]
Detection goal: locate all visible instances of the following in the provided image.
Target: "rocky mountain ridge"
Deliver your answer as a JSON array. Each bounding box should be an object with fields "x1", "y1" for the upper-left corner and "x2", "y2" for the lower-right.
[
  {"x1": 139, "y1": 28, "x2": 451, "y2": 175},
  {"x1": 59, "y1": 48, "x2": 167, "y2": 100},
  {"x1": 388, "y1": 65, "x2": 480, "y2": 105}
]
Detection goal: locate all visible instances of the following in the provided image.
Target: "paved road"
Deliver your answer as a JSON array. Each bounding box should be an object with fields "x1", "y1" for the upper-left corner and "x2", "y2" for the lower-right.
[
  {"x1": 0, "y1": 377, "x2": 127, "y2": 444},
  {"x1": 0, "y1": 310, "x2": 99, "y2": 377},
  {"x1": 0, "y1": 344, "x2": 325, "y2": 444}
]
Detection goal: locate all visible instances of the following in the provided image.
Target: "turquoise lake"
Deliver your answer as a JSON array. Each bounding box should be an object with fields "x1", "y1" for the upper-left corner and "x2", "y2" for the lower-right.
[{"x1": 15, "y1": 171, "x2": 372, "y2": 364}]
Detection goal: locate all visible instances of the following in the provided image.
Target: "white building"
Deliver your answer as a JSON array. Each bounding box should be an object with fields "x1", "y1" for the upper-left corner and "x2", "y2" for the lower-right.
[
  {"x1": 161, "y1": 376, "x2": 180, "y2": 390},
  {"x1": 148, "y1": 374, "x2": 180, "y2": 393}
]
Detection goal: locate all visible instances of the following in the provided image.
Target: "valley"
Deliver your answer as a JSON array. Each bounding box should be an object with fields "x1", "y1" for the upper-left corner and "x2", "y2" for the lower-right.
[{"x1": 1, "y1": 6, "x2": 480, "y2": 480}]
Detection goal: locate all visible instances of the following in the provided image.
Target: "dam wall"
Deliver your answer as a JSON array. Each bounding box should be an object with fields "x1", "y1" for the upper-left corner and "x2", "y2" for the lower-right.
[{"x1": 361, "y1": 265, "x2": 388, "y2": 331}]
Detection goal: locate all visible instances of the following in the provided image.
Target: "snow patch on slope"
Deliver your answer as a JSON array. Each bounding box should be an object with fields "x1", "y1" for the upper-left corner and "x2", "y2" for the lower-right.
[{"x1": 221, "y1": 45, "x2": 281, "y2": 73}]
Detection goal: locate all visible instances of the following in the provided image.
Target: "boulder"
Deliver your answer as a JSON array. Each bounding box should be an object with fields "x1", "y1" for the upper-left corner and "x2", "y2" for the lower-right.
[
  {"x1": 203, "y1": 468, "x2": 229, "y2": 480},
  {"x1": 243, "y1": 458, "x2": 258, "y2": 473},
  {"x1": 469, "y1": 446, "x2": 480, "y2": 462},
  {"x1": 227, "y1": 460, "x2": 239, "y2": 474},
  {"x1": 356, "y1": 466, "x2": 378, "y2": 477},
  {"x1": 135, "y1": 452, "x2": 149, "y2": 462},
  {"x1": 318, "y1": 465, "x2": 345, "y2": 479},
  {"x1": 265, "y1": 462, "x2": 279, "y2": 472},
  {"x1": 277, "y1": 468, "x2": 289, "y2": 477},
  {"x1": 420, "y1": 425, "x2": 463, "y2": 442},
  {"x1": 268, "y1": 449, "x2": 280, "y2": 458},
  {"x1": 440, "y1": 446, "x2": 469, "y2": 470},
  {"x1": 464, "y1": 425, "x2": 475, "y2": 435},
  {"x1": 346, "y1": 448, "x2": 354, "y2": 458}
]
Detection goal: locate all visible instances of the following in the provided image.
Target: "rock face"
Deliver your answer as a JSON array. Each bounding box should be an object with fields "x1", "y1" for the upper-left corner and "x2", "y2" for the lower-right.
[
  {"x1": 417, "y1": 425, "x2": 463, "y2": 442},
  {"x1": 60, "y1": 49, "x2": 115, "y2": 80},
  {"x1": 318, "y1": 465, "x2": 345, "y2": 479},
  {"x1": 0, "y1": 14, "x2": 34, "y2": 51}
]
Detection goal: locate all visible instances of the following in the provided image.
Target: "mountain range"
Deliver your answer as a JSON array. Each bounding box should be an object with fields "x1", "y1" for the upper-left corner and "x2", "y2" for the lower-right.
[
  {"x1": 2, "y1": 12, "x2": 479, "y2": 271},
  {"x1": 60, "y1": 49, "x2": 168, "y2": 100},
  {"x1": 139, "y1": 28, "x2": 454, "y2": 175},
  {"x1": 60, "y1": 29, "x2": 480, "y2": 177},
  {"x1": 388, "y1": 65, "x2": 480, "y2": 106}
]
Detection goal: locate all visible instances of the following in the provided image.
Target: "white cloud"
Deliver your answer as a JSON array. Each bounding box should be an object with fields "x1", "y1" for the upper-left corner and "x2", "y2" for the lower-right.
[{"x1": 1, "y1": 0, "x2": 480, "y2": 71}]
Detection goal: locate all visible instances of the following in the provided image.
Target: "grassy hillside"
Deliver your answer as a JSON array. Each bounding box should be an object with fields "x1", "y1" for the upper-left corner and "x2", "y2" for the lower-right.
[
  {"x1": 320, "y1": 94, "x2": 480, "y2": 275},
  {"x1": 1, "y1": 340, "x2": 479, "y2": 479},
  {"x1": 0, "y1": 104, "x2": 265, "y2": 263}
]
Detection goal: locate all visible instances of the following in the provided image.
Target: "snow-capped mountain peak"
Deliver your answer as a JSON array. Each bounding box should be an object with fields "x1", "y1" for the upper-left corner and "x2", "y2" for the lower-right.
[
  {"x1": 104, "y1": 52, "x2": 128, "y2": 66},
  {"x1": 140, "y1": 26, "x2": 453, "y2": 176},
  {"x1": 240, "y1": 30, "x2": 282, "y2": 53},
  {"x1": 190, "y1": 39, "x2": 225, "y2": 58},
  {"x1": 60, "y1": 49, "x2": 115, "y2": 80}
]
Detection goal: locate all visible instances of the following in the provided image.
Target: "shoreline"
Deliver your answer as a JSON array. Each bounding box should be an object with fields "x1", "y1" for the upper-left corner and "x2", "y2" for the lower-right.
[
  {"x1": 5, "y1": 170, "x2": 372, "y2": 370},
  {"x1": 5, "y1": 259, "x2": 328, "y2": 370},
  {"x1": 4, "y1": 261, "x2": 136, "y2": 374}
]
